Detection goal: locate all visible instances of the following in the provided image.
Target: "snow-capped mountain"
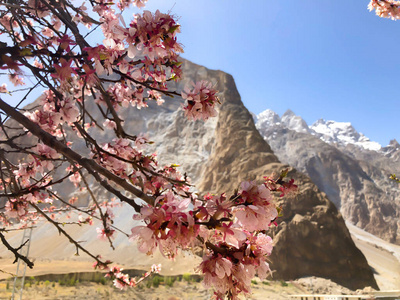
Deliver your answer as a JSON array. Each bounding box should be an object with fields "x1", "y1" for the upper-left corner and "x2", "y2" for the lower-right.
[
  {"x1": 310, "y1": 119, "x2": 381, "y2": 151},
  {"x1": 281, "y1": 109, "x2": 312, "y2": 134},
  {"x1": 255, "y1": 108, "x2": 400, "y2": 245},
  {"x1": 256, "y1": 109, "x2": 281, "y2": 130},
  {"x1": 256, "y1": 109, "x2": 382, "y2": 151},
  {"x1": 382, "y1": 139, "x2": 400, "y2": 157}
]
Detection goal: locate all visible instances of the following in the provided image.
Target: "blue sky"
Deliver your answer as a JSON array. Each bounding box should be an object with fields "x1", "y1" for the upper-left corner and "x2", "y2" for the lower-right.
[
  {"x1": 3, "y1": 1, "x2": 399, "y2": 146},
  {"x1": 143, "y1": 0, "x2": 400, "y2": 146}
]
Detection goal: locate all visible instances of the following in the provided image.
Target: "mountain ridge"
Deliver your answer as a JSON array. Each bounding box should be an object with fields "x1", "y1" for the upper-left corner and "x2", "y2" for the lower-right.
[
  {"x1": 255, "y1": 108, "x2": 400, "y2": 244},
  {"x1": 257, "y1": 109, "x2": 383, "y2": 152}
]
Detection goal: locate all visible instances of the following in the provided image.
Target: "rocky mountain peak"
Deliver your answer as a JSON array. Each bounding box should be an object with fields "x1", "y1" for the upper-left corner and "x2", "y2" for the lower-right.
[
  {"x1": 282, "y1": 108, "x2": 295, "y2": 117},
  {"x1": 388, "y1": 139, "x2": 400, "y2": 149},
  {"x1": 311, "y1": 119, "x2": 359, "y2": 141},
  {"x1": 256, "y1": 108, "x2": 400, "y2": 246},
  {"x1": 257, "y1": 109, "x2": 382, "y2": 152},
  {"x1": 382, "y1": 139, "x2": 400, "y2": 159},
  {"x1": 281, "y1": 109, "x2": 311, "y2": 134},
  {"x1": 310, "y1": 119, "x2": 381, "y2": 151},
  {"x1": 195, "y1": 69, "x2": 377, "y2": 290},
  {"x1": 255, "y1": 109, "x2": 281, "y2": 130}
]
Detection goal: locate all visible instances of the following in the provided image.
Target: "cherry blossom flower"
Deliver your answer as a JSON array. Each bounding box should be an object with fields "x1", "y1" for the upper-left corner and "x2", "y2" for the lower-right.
[
  {"x1": 51, "y1": 59, "x2": 76, "y2": 82},
  {"x1": 5, "y1": 198, "x2": 29, "y2": 219},
  {"x1": 96, "y1": 226, "x2": 116, "y2": 240},
  {"x1": 131, "y1": 192, "x2": 199, "y2": 258},
  {"x1": 0, "y1": 84, "x2": 8, "y2": 93},
  {"x1": 151, "y1": 263, "x2": 161, "y2": 273},
  {"x1": 234, "y1": 181, "x2": 278, "y2": 231},
  {"x1": 34, "y1": 143, "x2": 60, "y2": 160},
  {"x1": 368, "y1": 0, "x2": 400, "y2": 19},
  {"x1": 103, "y1": 119, "x2": 117, "y2": 130},
  {"x1": 182, "y1": 81, "x2": 219, "y2": 121},
  {"x1": 0, "y1": 14, "x2": 17, "y2": 31},
  {"x1": 8, "y1": 74, "x2": 25, "y2": 86}
]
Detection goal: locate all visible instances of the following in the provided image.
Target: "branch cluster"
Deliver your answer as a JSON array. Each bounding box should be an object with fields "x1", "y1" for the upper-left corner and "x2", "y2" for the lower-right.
[{"x1": 0, "y1": 1, "x2": 297, "y2": 299}]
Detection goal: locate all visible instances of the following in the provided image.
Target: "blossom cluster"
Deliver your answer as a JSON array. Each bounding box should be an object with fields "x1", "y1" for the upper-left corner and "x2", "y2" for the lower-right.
[
  {"x1": 0, "y1": 1, "x2": 296, "y2": 299},
  {"x1": 94, "y1": 260, "x2": 161, "y2": 290},
  {"x1": 128, "y1": 178, "x2": 295, "y2": 299},
  {"x1": 130, "y1": 191, "x2": 199, "y2": 258},
  {"x1": 3, "y1": 142, "x2": 61, "y2": 219},
  {"x1": 200, "y1": 233, "x2": 273, "y2": 299},
  {"x1": 182, "y1": 81, "x2": 220, "y2": 121},
  {"x1": 368, "y1": 0, "x2": 400, "y2": 19}
]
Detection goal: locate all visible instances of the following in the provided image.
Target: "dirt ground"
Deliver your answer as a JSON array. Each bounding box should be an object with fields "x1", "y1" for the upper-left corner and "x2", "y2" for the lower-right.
[
  {"x1": 0, "y1": 220, "x2": 399, "y2": 299},
  {"x1": 0, "y1": 277, "x2": 352, "y2": 300}
]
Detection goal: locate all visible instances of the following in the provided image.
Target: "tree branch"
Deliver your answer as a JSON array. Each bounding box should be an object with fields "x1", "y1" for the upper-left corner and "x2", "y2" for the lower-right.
[
  {"x1": 0, "y1": 98, "x2": 150, "y2": 211},
  {"x1": 0, "y1": 231, "x2": 34, "y2": 269}
]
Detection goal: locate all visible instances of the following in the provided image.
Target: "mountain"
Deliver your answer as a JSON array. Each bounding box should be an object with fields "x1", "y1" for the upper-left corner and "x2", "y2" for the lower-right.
[
  {"x1": 281, "y1": 109, "x2": 312, "y2": 134},
  {"x1": 174, "y1": 61, "x2": 376, "y2": 290},
  {"x1": 0, "y1": 61, "x2": 378, "y2": 290},
  {"x1": 310, "y1": 119, "x2": 381, "y2": 151},
  {"x1": 255, "y1": 109, "x2": 400, "y2": 244}
]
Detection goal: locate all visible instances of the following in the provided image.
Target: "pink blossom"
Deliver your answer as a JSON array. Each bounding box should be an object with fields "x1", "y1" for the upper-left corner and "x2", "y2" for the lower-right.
[
  {"x1": 131, "y1": 193, "x2": 199, "y2": 258},
  {"x1": 34, "y1": 143, "x2": 60, "y2": 159},
  {"x1": 151, "y1": 263, "x2": 161, "y2": 273},
  {"x1": 51, "y1": 59, "x2": 76, "y2": 82},
  {"x1": 8, "y1": 74, "x2": 25, "y2": 86},
  {"x1": 78, "y1": 215, "x2": 93, "y2": 225},
  {"x1": 68, "y1": 171, "x2": 81, "y2": 186},
  {"x1": 59, "y1": 96, "x2": 79, "y2": 123},
  {"x1": 234, "y1": 181, "x2": 278, "y2": 231},
  {"x1": 113, "y1": 272, "x2": 130, "y2": 290},
  {"x1": 200, "y1": 253, "x2": 237, "y2": 297},
  {"x1": 96, "y1": 226, "x2": 115, "y2": 240},
  {"x1": 132, "y1": 0, "x2": 147, "y2": 9},
  {"x1": 181, "y1": 81, "x2": 219, "y2": 121},
  {"x1": 0, "y1": 14, "x2": 17, "y2": 31},
  {"x1": 80, "y1": 64, "x2": 98, "y2": 86},
  {"x1": 5, "y1": 198, "x2": 28, "y2": 219},
  {"x1": 33, "y1": 59, "x2": 43, "y2": 69},
  {"x1": 125, "y1": 10, "x2": 182, "y2": 60},
  {"x1": 103, "y1": 119, "x2": 117, "y2": 130},
  {"x1": 0, "y1": 84, "x2": 8, "y2": 93},
  {"x1": 369, "y1": 0, "x2": 400, "y2": 20},
  {"x1": 130, "y1": 225, "x2": 157, "y2": 254},
  {"x1": 41, "y1": 27, "x2": 54, "y2": 38}
]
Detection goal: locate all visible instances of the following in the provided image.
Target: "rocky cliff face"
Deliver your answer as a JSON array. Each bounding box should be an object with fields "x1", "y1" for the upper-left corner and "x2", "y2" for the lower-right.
[
  {"x1": 189, "y1": 64, "x2": 377, "y2": 290},
  {"x1": 4, "y1": 60, "x2": 378, "y2": 290},
  {"x1": 255, "y1": 110, "x2": 400, "y2": 244}
]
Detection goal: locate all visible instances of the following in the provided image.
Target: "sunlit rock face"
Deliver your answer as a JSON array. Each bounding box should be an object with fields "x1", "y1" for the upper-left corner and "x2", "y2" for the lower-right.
[
  {"x1": 186, "y1": 62, "x2": 376, "y2": 290},
  {"x1": 3, "y1": 60, "x2": 377, "y2": 290},
  {"x1": 256, "y1": 110, "x2": 400, "y2": 244}
]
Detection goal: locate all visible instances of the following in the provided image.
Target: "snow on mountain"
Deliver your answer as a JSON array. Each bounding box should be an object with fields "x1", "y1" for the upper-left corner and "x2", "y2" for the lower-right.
[
  {"x1": 255, "y1": 108, "x2": 400, "y2": 246},
  {"x1": 281, "y1": 109, "x2": 312, "y2": 134},
  {"x1": 310, "y1": 119, "x2": 382, "y2": 151},
  {"x1": 382, "y1": 139, "x2": 400, "y2": 156},
  {"x1": 255, "y1": 109, "x2": 281, "y2": 130},
  {"x1": 255, "y1": 109, "x2": 382, "y2": 152}
]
